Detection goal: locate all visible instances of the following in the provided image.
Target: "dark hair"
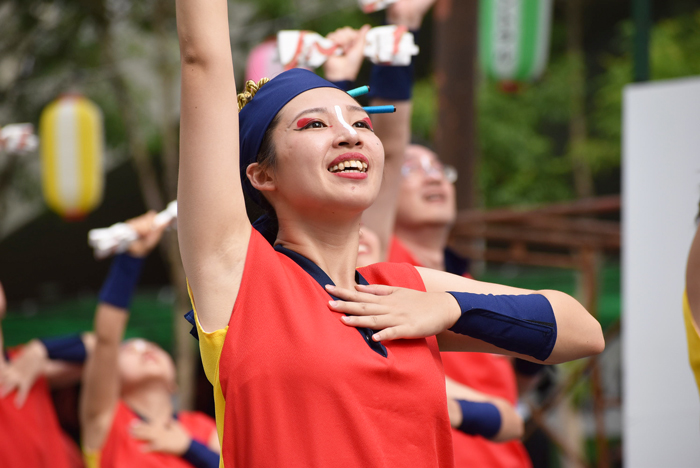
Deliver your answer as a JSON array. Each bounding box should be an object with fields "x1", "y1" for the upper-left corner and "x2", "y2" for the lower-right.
[
  {"x1": 409, "y1": 135, "x2": 437, "y2": 154},
  {"x1": 253, "y1": 113, "x2": 282, "y2": 215}
]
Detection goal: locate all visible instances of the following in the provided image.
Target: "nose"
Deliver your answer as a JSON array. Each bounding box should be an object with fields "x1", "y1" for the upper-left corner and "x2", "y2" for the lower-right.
[{"x1": 332, "y1": 105, "x2": 362, "y2": 148}]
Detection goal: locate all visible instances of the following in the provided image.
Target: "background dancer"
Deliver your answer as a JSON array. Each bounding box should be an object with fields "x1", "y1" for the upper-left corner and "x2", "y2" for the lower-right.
[
  {"x1": 80, "y1": 211, "x2": 219, "y2": 468},
  {"x1": 0, "y1": 281, "x2": 85, "y2": 468}
]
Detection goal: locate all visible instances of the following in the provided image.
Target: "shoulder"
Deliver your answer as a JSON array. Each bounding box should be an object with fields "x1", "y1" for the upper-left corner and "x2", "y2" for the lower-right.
[{"x1": 359, "y1": 262, "x2": 425, "y2": 291}]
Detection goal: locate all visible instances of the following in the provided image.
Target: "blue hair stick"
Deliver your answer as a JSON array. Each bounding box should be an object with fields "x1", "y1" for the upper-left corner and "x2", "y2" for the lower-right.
[
  {"x1": 347, "y1": 85, "x2": 370, "y2": 98},
  {"x1": 363, "y1": 105, "x2": 396, "y2": 114}
]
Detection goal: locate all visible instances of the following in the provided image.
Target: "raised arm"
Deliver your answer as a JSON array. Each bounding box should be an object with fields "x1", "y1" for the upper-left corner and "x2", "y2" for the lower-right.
[
  {"x1": 361, "y1": 0, "x2": 436, "y2": 260},
  {"x1": 80, "y1": 212, "x2": 165, "y2": 453},
  {"x1": 176, "y1": 0, "x2": 251, "y2": 332}
]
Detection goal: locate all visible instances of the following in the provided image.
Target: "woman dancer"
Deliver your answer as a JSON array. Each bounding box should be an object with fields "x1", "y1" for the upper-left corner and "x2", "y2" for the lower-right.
[{"x1": 175, "y1": 1, "x2": 604, "y2": 466}]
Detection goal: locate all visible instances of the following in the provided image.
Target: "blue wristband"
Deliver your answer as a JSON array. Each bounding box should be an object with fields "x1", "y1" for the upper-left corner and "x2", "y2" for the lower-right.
[
  {"x1": 98, "y1": 253, "x2": 145, "y2": 310},
  {"x1": 38, "y1": 334, "x2": 87, "y2": 363},
  {"x1": 514, "y1": 358, "x2": 547, "y2": 376},
  {"x1": 456, "y1": 399, "x2": 502, "y2": 439},
  {"x1": 182, "y1": 439, "x2": 220, "y2": 468},
  {"x1": 330, "y1": 80, "x2": 354, "y2": 92},
  {"x1": 447, "y1": 292, "x2": 557, "y2": 361}
]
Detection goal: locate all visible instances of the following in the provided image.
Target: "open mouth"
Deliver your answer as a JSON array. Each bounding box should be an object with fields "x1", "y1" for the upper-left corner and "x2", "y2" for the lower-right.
[
  {"x1": 424, "y1": 193, "x2": 446, "y2": 202},
  {"x1": 328, "y1": 159, "x2": 368, "y2": 174}
]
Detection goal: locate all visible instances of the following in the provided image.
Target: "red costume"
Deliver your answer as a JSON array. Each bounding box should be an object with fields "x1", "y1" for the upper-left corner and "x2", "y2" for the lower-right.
[
  {"x1": 192, "y1": 230, "x2": 454, "y2": 467},
  {"x1": 84, "y1": 401, "x2": 216, "y2": 468}
]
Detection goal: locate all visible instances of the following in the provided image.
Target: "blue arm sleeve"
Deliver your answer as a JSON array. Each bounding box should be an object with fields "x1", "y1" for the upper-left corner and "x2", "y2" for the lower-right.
[
  {"x1": 38, "y1": 334, "x2": 87, "y2": 363},
  {"x1": 447, "y1": 292, "x2": 557, "y2": 361},
  {"x1": 181, "y1": 439, "x2": 220, "y2": 468},
  {"x1": 98, "y1": 253, "x2": 144, "y2": 310},
  {"x1": 456, "y1": 399, "x2": 502, "y2": 439}
]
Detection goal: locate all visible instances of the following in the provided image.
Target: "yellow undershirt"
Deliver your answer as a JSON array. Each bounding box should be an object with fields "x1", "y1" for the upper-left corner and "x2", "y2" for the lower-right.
[
  {"x1": 682, "y1": 290, "x2": 700, "y2": 397},
  {"x1": 187, "y1": 281, "x2": 228, "y2": 468}
]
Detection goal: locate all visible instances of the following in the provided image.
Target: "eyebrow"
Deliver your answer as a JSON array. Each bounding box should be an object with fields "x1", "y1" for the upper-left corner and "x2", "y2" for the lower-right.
[
  {"x1": 290, "y1": 107, "x2": 329, "y2": 123},
  {"x1": 289, "y1": 105, "x2": 369, "y2": 124},
  {"x1": 345, "y1": 105, "x2": 368, "y2": 116}
]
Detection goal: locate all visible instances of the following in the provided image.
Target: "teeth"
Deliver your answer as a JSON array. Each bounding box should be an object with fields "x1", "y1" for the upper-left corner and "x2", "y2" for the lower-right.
[{"x1": 328, "y1": 159, "x2": 369, "y2": 173}]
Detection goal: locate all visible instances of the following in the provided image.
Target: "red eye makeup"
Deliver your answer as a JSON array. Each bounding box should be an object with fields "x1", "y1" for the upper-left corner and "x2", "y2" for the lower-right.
[
  {"x1": 296, "y1": 118, "x2": 315, "y2": 128},
  {"x1": 362, "y1": 117, "x2": 373, "y2": 130}
]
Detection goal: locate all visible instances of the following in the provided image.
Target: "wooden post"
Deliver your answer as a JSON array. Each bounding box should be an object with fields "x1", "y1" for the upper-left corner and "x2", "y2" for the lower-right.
[
  {"x1": 580, "y1": 247, "x2": 609, "y2": 468},
  {"x1": 433, "y1": 0, "x2": 478, "y2": 210}
]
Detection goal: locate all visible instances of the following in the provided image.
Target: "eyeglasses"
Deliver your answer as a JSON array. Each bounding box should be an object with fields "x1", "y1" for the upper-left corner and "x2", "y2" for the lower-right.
[{"x1": 401, "y1": 156, "x2": 458, "y2": 184}]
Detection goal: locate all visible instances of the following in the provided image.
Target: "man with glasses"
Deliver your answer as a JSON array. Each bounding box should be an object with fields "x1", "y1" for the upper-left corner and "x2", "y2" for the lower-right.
[{"x1": 388, "y1": 143, "x2": 539, "y2": 468}]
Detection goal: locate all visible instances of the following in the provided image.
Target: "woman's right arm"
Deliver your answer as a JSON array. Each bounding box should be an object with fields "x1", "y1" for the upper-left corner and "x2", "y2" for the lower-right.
[{"x1": 176, "y1": 0, "x2": 251, "y2": 332}]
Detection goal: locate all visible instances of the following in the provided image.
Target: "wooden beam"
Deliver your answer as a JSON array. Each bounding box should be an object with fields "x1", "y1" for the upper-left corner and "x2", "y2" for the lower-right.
[{"x1": 434, "y1": 0, "x2": 478, "y2": 210}]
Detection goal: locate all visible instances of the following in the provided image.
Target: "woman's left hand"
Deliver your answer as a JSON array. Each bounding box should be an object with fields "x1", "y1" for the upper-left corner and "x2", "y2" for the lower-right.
[{"x1": 326, "y1": 284, "x2": 460, "y2": 341}]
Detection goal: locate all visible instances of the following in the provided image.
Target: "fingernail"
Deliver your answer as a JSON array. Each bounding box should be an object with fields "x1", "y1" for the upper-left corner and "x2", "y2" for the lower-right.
[
  {"x1": 325, "y1": 284, "x2": 335, "y2": 290},
  {"x1": 328, "y1": 300, "x2": 337, "y2": 307},
  {"x1": 341, "y1": 316, "x2": 350, "y2": 322},
  {"x1": 372, "y1": 334, "x2": 381, "y2": 341}
]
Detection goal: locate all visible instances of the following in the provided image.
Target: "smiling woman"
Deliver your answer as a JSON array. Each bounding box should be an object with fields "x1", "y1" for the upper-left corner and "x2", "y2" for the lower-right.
[{"x1": 175, "y1": 0, "x2": 603, "y2": 466}]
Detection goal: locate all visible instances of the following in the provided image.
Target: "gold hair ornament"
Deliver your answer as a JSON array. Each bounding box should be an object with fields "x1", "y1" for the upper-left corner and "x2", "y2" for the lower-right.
[{"x1": 237, "y1": 78, "x2": 270, "y2": 112}]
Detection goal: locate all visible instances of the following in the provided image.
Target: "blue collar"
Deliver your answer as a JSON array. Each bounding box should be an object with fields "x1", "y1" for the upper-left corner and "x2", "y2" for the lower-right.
[
  {"x1": 274, "y1": 244, "x2": 388, "y2": 358},
  {"x1": 444, "y1": 247, "x2": 470, "y2": 276}
]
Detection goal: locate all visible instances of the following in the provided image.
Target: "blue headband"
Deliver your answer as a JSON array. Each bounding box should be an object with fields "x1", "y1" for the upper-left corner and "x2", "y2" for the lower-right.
[{"x1": 239, "y1": 68, "x2": 341, "y2": 207}]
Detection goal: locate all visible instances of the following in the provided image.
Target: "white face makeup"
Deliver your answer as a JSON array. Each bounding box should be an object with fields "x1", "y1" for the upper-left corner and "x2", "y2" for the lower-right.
[{"x1": 334, "y1": 105, "x2": 357, "y2": 136}]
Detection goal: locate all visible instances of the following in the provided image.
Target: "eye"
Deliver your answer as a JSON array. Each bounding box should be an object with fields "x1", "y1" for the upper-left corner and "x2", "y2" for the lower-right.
[
  {"x1": 296, "y1": 118, "x2": 327, "y2": 130},
  {"x1": 353, "y1": 119, "x2": 374, "y2": 131}
]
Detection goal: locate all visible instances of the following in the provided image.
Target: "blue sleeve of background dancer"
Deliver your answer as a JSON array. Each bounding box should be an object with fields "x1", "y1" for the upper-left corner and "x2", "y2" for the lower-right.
[
  {"x1": 456, "y1": 399, "x2": 502, "y2": 439},
  {"x1": 38, "y1": 334, "x2": 87, "y2": 362},
  {"x1": 182, "y1": 439, "x2": 220, "y2": 468}
]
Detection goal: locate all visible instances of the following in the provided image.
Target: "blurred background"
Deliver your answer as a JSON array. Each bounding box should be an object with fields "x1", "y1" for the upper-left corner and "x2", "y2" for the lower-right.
[{"x1": 1, "y1": 0, "x2": 699, "y2": 466}]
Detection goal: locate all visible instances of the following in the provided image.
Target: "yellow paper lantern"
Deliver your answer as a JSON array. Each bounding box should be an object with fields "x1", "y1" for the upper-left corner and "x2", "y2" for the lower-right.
[{"x1": 39, "y1": 94, "x2": 104, "y2": 220}]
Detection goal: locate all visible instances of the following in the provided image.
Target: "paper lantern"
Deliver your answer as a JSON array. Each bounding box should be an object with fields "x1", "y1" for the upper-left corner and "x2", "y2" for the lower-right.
[
  {"x1": 479, "y1": 0, "x2": 553, "y2": 83},
  {"x1": 39, "y1": 94, "x2": 104, "y2": 220}
]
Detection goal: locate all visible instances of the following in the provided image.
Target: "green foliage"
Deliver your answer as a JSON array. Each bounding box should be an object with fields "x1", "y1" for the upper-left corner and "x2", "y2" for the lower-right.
[
  {"x1": 411, "y1": 78, "x2": 438, "y2": 142},
  {"x1": 476, "y1": 10, "x2": 700, "y2": 207},
  {"x1": 477, "y1": 54, "x2": 577, "y2": 207},
  {"x1": 588, "y1": 12, "x2": 700, "y2": 176}
]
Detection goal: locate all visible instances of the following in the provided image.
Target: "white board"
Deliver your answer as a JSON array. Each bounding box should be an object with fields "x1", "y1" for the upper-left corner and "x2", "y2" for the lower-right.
[{"x1": 623, "y1": 77, "x2": 700, "y2": 467}]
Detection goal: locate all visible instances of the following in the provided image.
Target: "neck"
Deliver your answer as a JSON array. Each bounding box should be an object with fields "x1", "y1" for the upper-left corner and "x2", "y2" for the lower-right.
[
  {"x1": 275, "y1": 210, "x2": 362, "y2": 290},
  {"x1": 122, "y1": 381, "x2": 174, "y2": 425},
  {"x1": 394, "y1": 222, "x2": 450, "y2": 271}
]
